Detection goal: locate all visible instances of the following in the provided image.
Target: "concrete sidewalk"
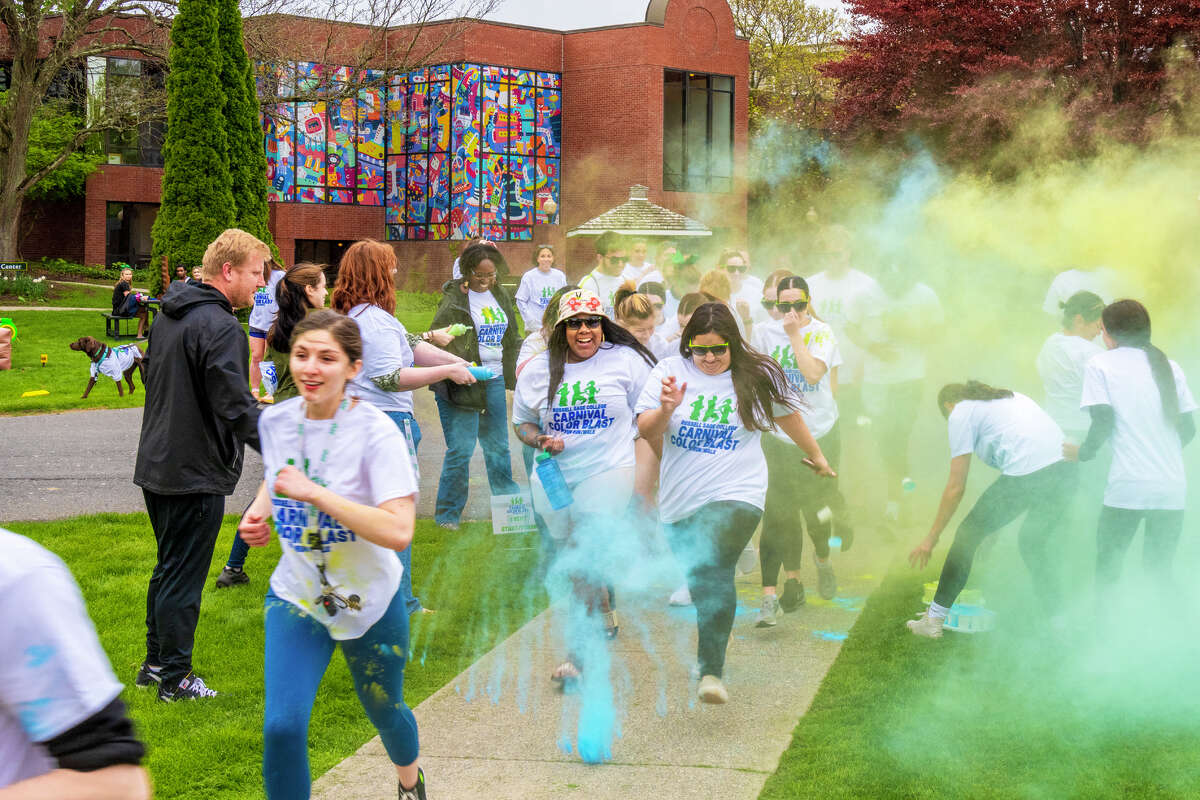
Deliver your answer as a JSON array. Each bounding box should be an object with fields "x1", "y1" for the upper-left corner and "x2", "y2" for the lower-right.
[{"x1": 313, "y1": 544, "x2": 887, "y2": 799}]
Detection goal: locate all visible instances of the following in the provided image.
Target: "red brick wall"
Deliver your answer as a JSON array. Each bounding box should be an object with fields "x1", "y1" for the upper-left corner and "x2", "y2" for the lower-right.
[{"x1": 18, "y1": 198, "x2": 85, "y2": 263}]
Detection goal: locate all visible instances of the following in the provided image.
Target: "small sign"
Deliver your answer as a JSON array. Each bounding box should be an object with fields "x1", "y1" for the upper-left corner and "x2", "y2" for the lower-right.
[
  {"x1": 490, "y1": 491, "x2": 539, "y2": 536},
  {"x1": 0, "y1": 261, "x2": 26, "y2": 272}
]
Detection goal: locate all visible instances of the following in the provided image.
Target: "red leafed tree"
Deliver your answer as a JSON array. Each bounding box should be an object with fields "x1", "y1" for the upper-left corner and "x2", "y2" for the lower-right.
[{"x1": 825, "y1": 0, "x2": 1200, "y2": 161}]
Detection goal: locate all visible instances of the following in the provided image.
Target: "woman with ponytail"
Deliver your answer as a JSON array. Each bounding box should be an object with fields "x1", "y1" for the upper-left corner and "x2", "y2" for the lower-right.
[
  {"x1": 1071, "y1": 300, "x2": 1196, "y2": 598},
  {"x1": 907, "y1": 381, "x2": 1072, "y2": 638}
]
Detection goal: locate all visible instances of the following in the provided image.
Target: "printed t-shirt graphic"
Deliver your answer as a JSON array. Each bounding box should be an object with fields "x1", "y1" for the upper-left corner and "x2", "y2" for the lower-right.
[
  {"x1": 259, "y1": 398, "x2": 418, "y2": 640},
  {"x1": 947, "y1": 392, "x2": 1063, "y2": 477},
  {"x1": 512, "y1": 345, "x2": 652, "y2": 486},
  {"x1": 515, "y1": 267, "x2": 567, "y2": 332},
  {"x1": 635, "y1": 356, "x2": 795, "y2": 524},
  {"x1": 751, "y1": 317, "x2": 842, "y2": 439},
  {"x1": 249, "y1": 269, "x2": 286, "y2": 330},
  {"x1": 469, "y1": 288, "x2": 508, "y2": 369},
  {"x1": 1080, "y1": 347, "x2": 1197, "y2": 510}
]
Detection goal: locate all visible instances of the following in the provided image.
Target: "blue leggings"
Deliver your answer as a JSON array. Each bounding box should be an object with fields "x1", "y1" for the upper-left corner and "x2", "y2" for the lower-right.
[{"x1": 263, "y1": 589, "x2": 418, "y2": 799}]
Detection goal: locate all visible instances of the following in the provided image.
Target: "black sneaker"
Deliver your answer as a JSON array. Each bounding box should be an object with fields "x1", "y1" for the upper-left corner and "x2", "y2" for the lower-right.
[
  {"x1": 134, "y1": 662, "x2": 163, "y2": 688},
  {"x1": 157, "y1": 672, "x2": 218, "y2": 702},
  {"x1": 215, "y1": 566, "x2": 249, "y2": 589},
  {"x1": 399, "y1": 768, "x2": 427, "y2": 800},
  {"x1": 779, "y1": 578, "x2": 806, "y2": 612}
]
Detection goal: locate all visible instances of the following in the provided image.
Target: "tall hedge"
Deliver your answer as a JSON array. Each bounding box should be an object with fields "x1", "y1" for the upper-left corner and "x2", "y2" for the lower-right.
[
  {"x1": 150, "y1": 0, "x2": 234, "y2": 294},
  {"x1": 218, "y1": 0, "x2": 277, "y2": 260}
]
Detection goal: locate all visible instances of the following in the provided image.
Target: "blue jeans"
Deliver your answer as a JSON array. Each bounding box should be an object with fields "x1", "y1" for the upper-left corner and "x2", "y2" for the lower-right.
[
  {"x1": 229, "y1": 409, "x2": 424, "y2": 616},
  {"x1": 434, "y1": 376, "x2": 518, "y2": 525},
  {"x1": 262, "y1": 589, "x2": 417, "y2": 799}
]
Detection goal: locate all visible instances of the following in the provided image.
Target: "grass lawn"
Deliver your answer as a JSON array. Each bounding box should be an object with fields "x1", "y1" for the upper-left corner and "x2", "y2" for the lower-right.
[
  {"x1": 0, "y1": 293, "x2": 440, "y2": 415},
  {"x1": 759, "y1": 568, "x2": 1200, "y2": 799},
  {"x1": 0, "y1": 279, "x2": 114, "y2": 308},
  {"x1": 7, "y1": 514, "x2": 546, "y2": 800}
]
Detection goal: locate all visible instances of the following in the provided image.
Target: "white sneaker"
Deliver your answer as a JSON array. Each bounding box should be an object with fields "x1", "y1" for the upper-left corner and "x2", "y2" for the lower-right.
[
  {"x1": 906, "y1": 609, "x2": 945, "y2": 639},
  {"x1": 755, "y1": 594, "x2": 779, "y2": 628},
  {"x1": 668, "y1": 585, "x2": 692, "y2": 606},
  {"x1": 698, "y1": 674, "x2": 728, "y2": 704}
]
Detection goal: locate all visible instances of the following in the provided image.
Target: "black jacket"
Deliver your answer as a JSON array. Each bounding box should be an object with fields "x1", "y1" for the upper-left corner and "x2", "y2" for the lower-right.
[
  {"x1": 430, "y1": 279, "x2": 520, "y2": 408},
  {"x1": 133, "y1": 282, "x2": 261, "y2": 495}
]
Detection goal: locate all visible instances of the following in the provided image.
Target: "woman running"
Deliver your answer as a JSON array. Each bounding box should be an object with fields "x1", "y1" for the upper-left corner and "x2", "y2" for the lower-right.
[
  {"x1": 514, "y1": 244, "x2": 567, "y2": 335},
  {"x1": 908, "y1": 382, "x2": 1072, "y2": 638},
  {"x1": 217, "y1": 262, "x2": 329, "y2": 590},
  {"x1": 636, "y1": 303, "x2": 833, "y2": 703},
  {"x1": 1072, "y1": 300, "x2": 1195, "y2": 600},
  {"x1": 751, "y1": 276, "x2": 846, "y2": 625},
  {"x1": 512, "y1": 288, "x2": 656, "y2": 682},
  {"x1": 237, "y1": 310, "x2": 427, "y2": 800}
]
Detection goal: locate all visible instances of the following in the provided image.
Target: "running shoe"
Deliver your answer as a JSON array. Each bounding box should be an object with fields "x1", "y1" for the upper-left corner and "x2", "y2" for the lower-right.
[
  {"x1": 698, "y1": 674, "x2": 729, "y2": 704},
  {"x1": 755, "y1": 594, "x2": 779, "y2": 628},
  {"x1": 815, "y1": 557, "x2": 837, "y2": 600},
  {"x1": 779, "y1": 578, "x2": 806, "y2": 612},
  {"x1": 215, "y1": 566, "x2": 249, "y2": 589},
  {"x1": 436, "y1": 521, "x2": 459, "y2": 531},
  {"x1": 157, "y1": 672, "x2": 218, "y2": 701},
  {"x1": 668, "y1": 585, "x2": 692, "y2": 606},
  {"x1": 398, "y1": 768, "x2": 427, "y2": 800},
  {"x1": 134, "y1": 662, "x2": 162, "y2": 688},
  {"x1": 906, "y1": 610, "x2": 945, "y2": 639}
]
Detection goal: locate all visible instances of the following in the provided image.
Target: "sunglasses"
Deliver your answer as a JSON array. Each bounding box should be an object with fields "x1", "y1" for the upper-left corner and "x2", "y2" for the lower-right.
[
  {"x1": 306, "y1": 530, "x2": 362, "y2": 617},
  {"x1": 565, "y1": 316, "x2": 604, "y2": 330},
  {"x1": 775, "y1": 301, "x2": 808, "y2": 313},
  {"x1": 724, "y1": 263, "x2": 748, "y2": 273},
  {"x1": 760, "y1": 298, "x2": 777, "y2": 310},
  {"x1": 689, "y1": 342, "x2": 729, "y2": 356}
]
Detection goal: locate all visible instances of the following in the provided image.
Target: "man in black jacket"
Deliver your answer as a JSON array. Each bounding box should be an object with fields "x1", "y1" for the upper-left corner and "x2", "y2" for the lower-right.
[{"x1": 133, "y1": 228, "x2": 268, "y2": 701}]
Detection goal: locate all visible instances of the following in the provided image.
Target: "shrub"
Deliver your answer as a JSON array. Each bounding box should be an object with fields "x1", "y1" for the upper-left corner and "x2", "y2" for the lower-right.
[{"x1": 0, "y1": 273, "x2": 51, "y2": 301}]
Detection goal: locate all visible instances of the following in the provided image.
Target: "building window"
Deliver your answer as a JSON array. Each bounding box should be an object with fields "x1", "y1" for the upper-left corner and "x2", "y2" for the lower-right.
[
  {"x1": 0, "y1": 62, "x2": 11, "y2": 92},
  {"x1": 258, "y1": 61, "x2": 562, "y2": 242},
  {"x1": 663, "y1": 70, "x2": 733, "y2": 193},
  {"x1": 91, "y1": 57, "x2": 164, "y2": 167}
]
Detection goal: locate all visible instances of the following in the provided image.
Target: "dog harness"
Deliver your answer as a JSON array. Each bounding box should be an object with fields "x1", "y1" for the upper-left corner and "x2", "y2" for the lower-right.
[{"x1": 90, "y1": 344, "x2": 139, "y2": 383}]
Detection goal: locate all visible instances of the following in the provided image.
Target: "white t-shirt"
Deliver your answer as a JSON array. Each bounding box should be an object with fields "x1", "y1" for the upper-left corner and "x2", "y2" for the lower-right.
[
  {"x1": 578, "y1": 269, "x2": 626, "y2": 318},
  {"x1": 807, "y1": 268, "x2": 881, "y2": 385},
  {"x1": 512, "y1": 345, "x2": 652, "y2": 486},
  {"x1": 516, "y1": 330, "x2": 548, "y2": 377},
  {"x1": 346, "y1": 304, "x2": 415, "y2": 414},
  {"x1": 0, "y1": 530, "x2": 125, "y2": 788},
  {"x1": 249, "y1": 269, "x2": 286, "y2": 331},
  {"x1": 468, "y1": 289, "x2": 508, "y2": 369},
  {"x1": 1042, "y1": 268, "x2": 1120, "y2": 317},
  {"x1": 635, "y1": 356, "x2": 794, "y2": 524},
  {"x1": 261, "y1": 398, "x2": 418, "y2": 640},
  {"x1": 89, "y1": 344, "x2": 140, "y2": 383},
  {"x1": 851, "y1": 282, "x2": 942, "y2": 385},
  {"x1": 662, "y1": 289, "x2": 681, "y2": 322},
  {"x1": 622, "y1": 263, "x2": 657, "y2": 284},
  {"x1": 514, "y1": 267, "x2": 567, "y2": 334},
  {"x1": 648, "y1": 333, "x2": 675, "y2": 361},
  {"x1": 1036, "y1": 332, "x2": 1104, "y2": 443},
  {"x1": 947, "y1": 393, "x2": 1064, "y2": 477},
  {"x1": 752, "y1": 317, "x2": 842, "y2": 440},
  {"x1": 1080, "y1": 347, "x2": 1197, "y2": 510},
  {"x1": 732, "y1": 280, "x2": 769, "y2": 326}
]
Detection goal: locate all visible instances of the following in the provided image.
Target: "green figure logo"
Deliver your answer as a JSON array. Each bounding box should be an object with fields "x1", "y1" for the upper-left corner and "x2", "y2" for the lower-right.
[
  {"x1": 556, "y1": 380, "x2": 599, "y2": 406},
  {"x1": 480, "y1": 306, "x2": 506, "y2": 325},
  {"x1": 772, "y1": 345, "x2": 797, "y2": 369},
  {"x1": 688, "y1": 393, "x2": 735, "y2": 424}
]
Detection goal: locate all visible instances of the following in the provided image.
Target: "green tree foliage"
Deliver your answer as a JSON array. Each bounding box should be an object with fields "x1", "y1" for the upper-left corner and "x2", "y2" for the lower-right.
[
  {"x1": 218, "y1": 0, "x2": 277, "y2": 259},
  {"x1": 731, "y1": 0, "x2": 845, "y2": 133},
  {"x1": 0, "y1": 92, "x2": 104, "y2": 202},
  {"x1": 151, "y1": 0, "x2": 235, "y2": 293}
]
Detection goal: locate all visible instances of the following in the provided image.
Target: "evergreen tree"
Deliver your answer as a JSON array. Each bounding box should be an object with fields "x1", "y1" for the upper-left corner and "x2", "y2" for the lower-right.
[
  {"x1": 151, "y1": 0, "x2": 234, "y2": 293},
  {"x1": 218, "y1": 0, "x2": 277, "y2": 258}
]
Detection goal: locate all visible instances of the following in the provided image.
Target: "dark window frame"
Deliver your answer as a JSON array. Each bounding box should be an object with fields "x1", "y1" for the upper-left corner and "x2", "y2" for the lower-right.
[{"x1": 663, "y1": 69, "x2": 734, "y2": 193}]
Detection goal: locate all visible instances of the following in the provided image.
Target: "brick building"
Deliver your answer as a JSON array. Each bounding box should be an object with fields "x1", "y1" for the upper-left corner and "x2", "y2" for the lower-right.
[{"x1": 16, "y1": 0, "x2": 749, "y2": 286}]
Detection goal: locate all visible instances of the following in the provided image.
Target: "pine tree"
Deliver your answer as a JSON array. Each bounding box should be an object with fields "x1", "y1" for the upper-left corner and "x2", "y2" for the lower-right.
[
  {"x1": 218, "y1": 0, "x2": 277, "y2": 259},
  {"x1": 150, "y1": 0, "x2": 234, "y2": 293}
]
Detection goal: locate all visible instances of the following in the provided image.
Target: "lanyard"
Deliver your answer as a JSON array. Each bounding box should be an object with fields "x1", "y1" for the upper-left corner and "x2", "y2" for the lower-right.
[{"x1": 295, "y1": 398, "x2": 349, "y2": 591}]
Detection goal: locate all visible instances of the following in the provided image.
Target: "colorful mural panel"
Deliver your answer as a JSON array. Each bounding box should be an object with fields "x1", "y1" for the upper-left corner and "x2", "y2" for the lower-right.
[
  {"x1": 535, "y1": 157, "x2": 560, "y2": 224},
  {"x1": 537, "y1": 89, "x2": 561, "y2": 158},
  {"x1": 295, "y1": 100, "x2": 326, "y2": 187}
]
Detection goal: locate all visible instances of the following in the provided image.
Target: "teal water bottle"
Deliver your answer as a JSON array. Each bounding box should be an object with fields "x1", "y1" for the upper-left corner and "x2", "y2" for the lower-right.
[{"x1": 535, "y1": 451, "x2": 573, "y2": 510}]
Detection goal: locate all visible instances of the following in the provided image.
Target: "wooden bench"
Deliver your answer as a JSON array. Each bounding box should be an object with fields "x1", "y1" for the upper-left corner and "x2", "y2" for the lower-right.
[{"x1": 103, "y1": 313, "x2": 139, "y2": 339}]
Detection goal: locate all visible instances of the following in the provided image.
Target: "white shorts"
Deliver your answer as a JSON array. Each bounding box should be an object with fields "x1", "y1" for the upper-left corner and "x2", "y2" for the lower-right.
[{"x1": 529, "y1": 465, "x2": 635, "y2": 542}]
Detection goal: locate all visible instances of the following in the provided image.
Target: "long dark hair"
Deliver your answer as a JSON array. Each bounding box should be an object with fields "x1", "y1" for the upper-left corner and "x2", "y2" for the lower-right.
[
  {"x1": 1102, "y1": 299, "x2": 1181, "y2": 426},
  {"x1": 680, "y1": 302, "x2": 798, "y2": 431},
  {"x1": 546, "y1": 318, "x2": 656, "y2": 408},
  {"x1": 268, "y1": 262, "x2": 325, "y2": 353},
  {"x1": 937, "y1": 381, "x2": 1014, "y2": 418}
]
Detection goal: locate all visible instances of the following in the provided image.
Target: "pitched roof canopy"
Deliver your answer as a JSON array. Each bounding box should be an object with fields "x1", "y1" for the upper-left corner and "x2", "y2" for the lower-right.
[{"x1": 565, "y1": 185, "x2": 713, "y2": 238}]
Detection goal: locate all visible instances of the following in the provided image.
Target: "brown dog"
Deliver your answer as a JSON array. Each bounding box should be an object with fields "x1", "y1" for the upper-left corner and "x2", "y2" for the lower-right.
[{"x1": 69, "y1": 336, "x2": 145, "y2": 399}]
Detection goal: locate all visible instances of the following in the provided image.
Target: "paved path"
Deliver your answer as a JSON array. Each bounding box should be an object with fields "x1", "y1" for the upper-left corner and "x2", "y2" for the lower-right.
[
  {"x1": 0, "y1": 389, "x2": 525, "y2": 524},
  {"x1": 313, "y1": 540, "x2": 890, "y2": 800}
]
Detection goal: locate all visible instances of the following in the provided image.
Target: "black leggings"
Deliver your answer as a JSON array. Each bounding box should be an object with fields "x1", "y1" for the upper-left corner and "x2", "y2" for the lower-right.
[
  {"x1": 1095, "y1": 506, "x2": 1184, "y2": 590},
  {"x1": 760, "y1": 424, "x2": 844, "y2": 587},
  {"x1": 664, "y1": 501, "x2": 763, "y2": 679},
  {"x1": 932, "y1": 461, "x2": 1072, "y2": 610}
]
